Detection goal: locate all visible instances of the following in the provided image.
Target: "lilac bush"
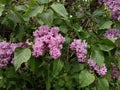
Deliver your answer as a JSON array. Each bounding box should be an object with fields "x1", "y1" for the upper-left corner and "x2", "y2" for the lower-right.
[{"x1": 0, "y1": 0, "x2": 120, "y2": 90}]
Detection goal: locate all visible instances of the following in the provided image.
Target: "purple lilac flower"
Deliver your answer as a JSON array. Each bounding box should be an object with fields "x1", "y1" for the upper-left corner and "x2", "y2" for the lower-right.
[
  {"x1": 96, "y1": 64, "x2": 107, "y2": 76},
  {"x1": 0, "y1": 41, "x2": 12, "y2": 67},
  {"x1": 49, "y1": 47, "x2": 61, "y2": 59},
  {"x1": 70, "y1": 39, "x2": 87, "y2": 62},
  {"x1": 104, "y1": 29, "x2": 120, "y2": 38},
  {"x1": 102, "y1": 0, "x2": 120, "y2": 20},
  {"x1": 88, "y1": 58, "x2": 96, "y2": 67},
  {"x1": 0, "y1": 41, "x2": 27, "y2": 68},
  {"x1": 110, "y1": 11, "x2": 120, "y2": 20},
  {"x1": 33, "y1": 38, "x2": 47, "y2": 57},
  {"x1": 111, "y1": 63, "x2": 120, "y2": 79},
  {"x1": 103, "y1": 0, "x2": 120, "y2": 12},
  {"x1": 111, "y1": 68, "x2": 120, "y2": 79},
  {"x1": 33, "y1": 25, "x2": 50, "y2": 37},
  {"x1": 87, "y1": 58, "x2": 107, "y2": 76},
  {"x1": 33, "y1": 25, "x2": 65, "y2": 59},
  {"x1": 87, "y1": 58, "x2": 99, "y2": 71}
]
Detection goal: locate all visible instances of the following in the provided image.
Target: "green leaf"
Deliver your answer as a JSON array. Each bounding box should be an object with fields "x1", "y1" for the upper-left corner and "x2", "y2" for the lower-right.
[
  {"x1": 0, "y1": 5, "x2": 4, "y2": 16},
  {"x1": 97, "y1": 78, "x2": 109, "y2": 90},
  {"x1": 76, "y1": 12, "x2": 84, "y2": 18},
  {"x1": 98, "y1": 39, "x2": 115, "y2": 52},
  {"x1": 116, "y1": 22, "x2": 120, "y2": 30},
  {"x1": 15, "y1": 5, "x2": 26, "y2": 11},
  {"x1": 5, "y1": 67, "x2": 16, "y2": 78},
  {"x1": 60, "y1": 25, "x2": 68, "y2": 34},
  {"x1": 99, "y1": 21, "x2": 113, "y2": 30},
  {"x1": 71, "y1": 62, "x2": 84, "y2": 73},
  {"x1": 40, "y1": 9, "x2": 54, "y2": 26},
  {"x1": 52, "y1": 60, "x2": 64, "y2": 77},
  {"x1": 15, "y1": 26, "x2": 25, "y2": 41},
  {"x1": 79, "y1": 70, "x2": 95, "y2": 87},
  {"x1": 51, "y1": 3, "x2": 68, "y2": 19},
  {"x1": 14, "y1": 48, "x2": 31, "y2": 71},
  {"x1": 28, "y1": 56, "x2": 36, "y2": 73},
  {"x1": 37, "y1": 0, "x2": 49, "y2": 4},
  {"x1": 117, "y1": 58, "x2": 120, "y2": 70},
  {"x1": 0, "y1": 0, "x2": 12, "y2": 4},
  {"x1": 8, "y1": 10, "x2": 21, "y2": 23},
  {"x1": 28, "y1": 5, "x2": 44, "y2": 17},
  {"x1": 65, "y1": 36, "x2": 70, "y2": 44},
  {"x1": 93, "y1": 9, "x2": 105, "y2": 17},
  {"x1": 92, "y1": 50, "x2": 104, "y2": 66},
  {"x1": 0, "y1": 77, "x2": 5, "y2": 88}
]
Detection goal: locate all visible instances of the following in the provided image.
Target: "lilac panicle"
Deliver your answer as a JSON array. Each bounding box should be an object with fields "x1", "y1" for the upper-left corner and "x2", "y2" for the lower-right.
[
  {"x1": 101, "y1": 0, "x2": 120, "y2": 20},
  {"x1": 70, "y1": 39, "x2": 87, "y2": 62},
  {"x1": 104, "y1": 29, "x2": 120, "y2": 39},
  {"x1": 33, "y1": 25, "x2": 65, "y2": 59},
  {"x1": 111, "y1": 63, "x2": 120, "y2": 79},
  {"x1": 87, "y1": 58, "x2": 107, "y2": 76}
]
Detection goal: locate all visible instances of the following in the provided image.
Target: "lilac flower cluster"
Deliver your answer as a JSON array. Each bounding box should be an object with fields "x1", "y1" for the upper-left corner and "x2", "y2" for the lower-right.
[
  {"x1": 88, "y1": 58, "x2": 107, "y2": 76},
  {"x1": 70, "y1": 39, "x2": 87, "y2": 62},
  {"x1": 111, "y1": 63, "x2": 120, "y2": 79},
  {"x1": 0, "y1": 41, "x2": 27, "y2": 68},
  {"x1": 104, "y1": 29, "x2": 120, "y2": 39},
  {"x1": 110, "y1": 12, "x2": 120, "y2": 20},
  {"x1": 0, "y1": 42, "x2": 13, "y2": 67},
  {"x1": 103, "y1": 0, "x2": 120, "y2": 20},
  {"x1": 33, "y1": 25, "x2": 65, "y2": 59}
]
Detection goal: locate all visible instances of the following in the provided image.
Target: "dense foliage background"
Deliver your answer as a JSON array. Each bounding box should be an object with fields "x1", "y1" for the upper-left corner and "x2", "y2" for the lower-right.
[{"x1": 0, "y1": 0, "x2": 120, "y2": 90}]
